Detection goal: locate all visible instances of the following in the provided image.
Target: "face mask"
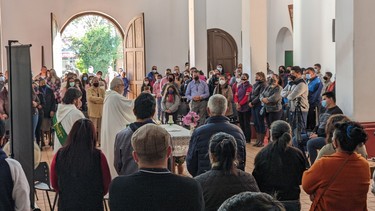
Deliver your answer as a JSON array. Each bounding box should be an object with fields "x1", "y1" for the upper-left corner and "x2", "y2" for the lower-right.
[
  {"x1": 83, "y1": 77, "x2": 88, "y2": 81},
  {"x1": 144, "y1": 81, "x2": 149, "y2": 85},
  {"x1": 194, "y1": 76, "x2": 199, "y2": 81},
  {"x1": 0, "y1": 77, "x2": 5, "y2": 82},
  {"x1": 323, "y1": 76, "x2": 328, "y2": 81},
  {"x1": 306, "y1": 74, "x2": 311, "y2": 80},
  {"x1": 290, "y1": 75, "x2": 296, "y2": 81},
  {"x1": 217, "y1": 67, "x2": 222, "y2": 72},
  {"x1": 40, "y1": 85, "x2": 46, "y2": 88},
  {"x1": 168, "y1": 90, "x2": 174, "y2": 94},
  {"x1": 321, "y1": 100, "x2": 327, "y2": 108},
  {"x1": 168, "y1": 78, "x2": 174, "y2": 83},
  {"x1": 34, "y1": 87, "x2": 38, "y2": 92},
  {"x1": 241, "y1": 78, "x2": 247, "y2": 82},
  {"x1": 93, "y1": 82, "x2": 99, "y2": 87},
  {"x1": 69, "y1": 82, "x2": 75, "y2": 87},
  {"x1": 219, "y1": 80, "x2": 226, "y2": 85},
  {"x1": 236, "y1": 78, "x2": 241, "y2": 83},
  {"x1": 269, "y1": 78, "x2": 275, "y2": 84},
  {"x1": 152, "y1": 69, "x2": 156, "y2": 73},
  {"x1": 157, "y1": 79, "x2": 161, "y2": 82}
]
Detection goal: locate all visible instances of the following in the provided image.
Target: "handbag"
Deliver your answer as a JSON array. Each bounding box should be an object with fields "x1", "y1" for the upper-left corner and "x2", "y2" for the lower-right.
[{"x1": 310, "y1": 154, "x2": 351, "y2": 211}]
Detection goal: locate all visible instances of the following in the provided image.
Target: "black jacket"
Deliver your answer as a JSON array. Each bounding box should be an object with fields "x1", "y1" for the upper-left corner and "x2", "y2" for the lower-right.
[
  {"x1": 186, "y1": 116, "x2": 246, "y2": 177},
  {"x1": 249, "y1": 81, "x2": 267, "y2": 107},
  {"x1": 195, "y1": 168, "x2": 259, "y2": 211},
  {"x1": 39, "y1": 86, "x2": 56, "y2": 118}
]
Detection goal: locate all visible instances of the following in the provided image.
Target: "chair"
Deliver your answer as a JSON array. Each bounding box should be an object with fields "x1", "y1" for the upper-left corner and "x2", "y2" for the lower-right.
[{"x1": 34, "y1": 162, "x2": 58, "y2": 211}]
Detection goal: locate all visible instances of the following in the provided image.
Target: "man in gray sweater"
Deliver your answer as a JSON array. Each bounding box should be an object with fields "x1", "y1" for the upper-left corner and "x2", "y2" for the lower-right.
[
  {"x1": 113, "y1": 93, "x2": 156, "y2": 176},
  {"x1": 281, "y1": 66, "x2": 309, "y2": 134}
]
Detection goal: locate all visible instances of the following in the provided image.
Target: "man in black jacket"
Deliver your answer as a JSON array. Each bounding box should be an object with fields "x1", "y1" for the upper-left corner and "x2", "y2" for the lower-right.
[
  {"x1": 109, "y1": 124, "x2": 204, "y2": 211},
  {"x1": 186, "y1": 94, "x2": 246, "y2": 177}
]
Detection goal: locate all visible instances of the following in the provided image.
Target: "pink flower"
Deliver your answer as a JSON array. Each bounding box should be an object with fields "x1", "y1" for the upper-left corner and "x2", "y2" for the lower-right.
[{"x1": 183, "y1": 111, "x2": 200, "y2": 127}]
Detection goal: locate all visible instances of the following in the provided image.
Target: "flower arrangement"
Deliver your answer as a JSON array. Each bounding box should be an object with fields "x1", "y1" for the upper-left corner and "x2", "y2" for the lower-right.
[{"x1": 182, "y1": 111, "x2": 200, "y2": 128}]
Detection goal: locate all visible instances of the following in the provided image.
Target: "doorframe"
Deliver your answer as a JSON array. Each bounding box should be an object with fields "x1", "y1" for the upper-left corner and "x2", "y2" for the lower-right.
[{"x1": 207, "y1": 28, "x2": 238, "y2": 73}]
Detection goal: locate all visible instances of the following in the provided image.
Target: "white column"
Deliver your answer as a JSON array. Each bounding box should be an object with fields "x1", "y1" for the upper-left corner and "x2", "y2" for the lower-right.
[
  {"x1": 188, "y1": 0, "x2": 207, "y2": 70},
  {"x1": 294, "y1": 0, "x2": 335, "y2": 72},
  {"x1": 249, "y1": 0, "x2": 267, "y2": 80},
  {"x1": 336, "y1": 0, "x2": 375, "y2": 122},
  {"x1": 241, "y1": 0, "x2": 251, "y2": 78}
]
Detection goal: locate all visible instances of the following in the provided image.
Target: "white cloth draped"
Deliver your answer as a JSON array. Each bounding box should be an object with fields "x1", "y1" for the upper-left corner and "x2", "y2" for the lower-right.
[
  {"x1": 101, "y1": 90, "x2": 136, "y2": 178},
  {"x1": 53, "y1": 104, "x2": 85, "y2": 153}
]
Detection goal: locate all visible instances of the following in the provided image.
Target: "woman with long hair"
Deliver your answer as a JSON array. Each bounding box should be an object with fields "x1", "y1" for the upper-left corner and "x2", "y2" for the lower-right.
[
  {"x1": 260, "y1": 74, "x2": 283, "y2": 146},
  {"x1": 302, "y1": 121, "x2": 370, "y2": 211},
  {"x1": 253, "y1": 120, "x2": 307, "y2": 211},
  {"x1": 249, "y1": 72, "x2": 267, "y2": 146},
  {"x1": 47, "y1": 68, "x2": 62, "y2": 103},
  {"x1": 213, "y1": 75, "x2": 233, "y2": 117},
  {"x1": 51, "y1": 119, "x2": 111, "y2": 210},
  {"x1": 161, "y1": 85, "x2": 181, "y2": 123},
  {"x1": 141, "y1": 77, "x2": 153, "y2": 93},
  {"x1": 74, "y1": 79, "x2": 87, "y2": 115},
  {"x1": 195, "y1": 132, "x2": 259, "y2": 211},
  {"x1": 60, "y1": 76, "x2": 75, "y2": 100}
]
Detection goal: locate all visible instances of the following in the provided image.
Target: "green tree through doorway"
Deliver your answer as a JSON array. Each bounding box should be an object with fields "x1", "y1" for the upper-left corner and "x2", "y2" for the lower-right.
[{"x1": 62, "y1": 15, "x2": 123, "y2": 76}]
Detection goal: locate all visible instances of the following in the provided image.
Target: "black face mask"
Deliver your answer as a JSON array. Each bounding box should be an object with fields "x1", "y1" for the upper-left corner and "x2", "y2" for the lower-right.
[
  {"x1": 290, "y1": 75, "x2": 297, "y2": 81},
  {"x1": 168, "y1": 78, "x2": 174, "y2": 83},
  {"x1": 40, "y1": 85, "x2": 46, "y2": 88},
  {"x1": 194, "y1": 76, "x2": 199, "y2": 81},
  {"x1": 323, "y1": 76, "x2": 328, "y2": 81}
]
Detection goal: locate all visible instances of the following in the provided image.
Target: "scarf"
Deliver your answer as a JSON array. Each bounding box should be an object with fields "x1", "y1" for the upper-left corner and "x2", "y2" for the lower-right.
[{"x1": 167, "y1": 94, "x2": 175, "y2": 103}]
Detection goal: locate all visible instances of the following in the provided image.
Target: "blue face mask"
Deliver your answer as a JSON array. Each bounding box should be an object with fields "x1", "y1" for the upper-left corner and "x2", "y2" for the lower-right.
[
  {"x1": 83, "y1": 77, "x2": 88, "y2": 81},
  {"x1": 306, "y1": 74, "x2": 311, "y2": 80},
  {"x1": 168, "y1": 90, "x2": 174, "y2": 94},
  {"x1": 321, "y1": 100, "x2": 327, "y2": 108}
]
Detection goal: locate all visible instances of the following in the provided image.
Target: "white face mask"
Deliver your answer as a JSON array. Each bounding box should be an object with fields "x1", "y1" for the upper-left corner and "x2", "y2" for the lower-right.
[
  {"x1": 217, "y1": 67, "x2": 222, "y2": 72},
  {"x1": 219, "y1": 80, "x2": 226, "y2": 85},
  {"x1": 144, "y1": 81, "x2": 149, "y2": 85},
  {"x1": 236, "y1": 78, "x2": 241, "y2": 83}
]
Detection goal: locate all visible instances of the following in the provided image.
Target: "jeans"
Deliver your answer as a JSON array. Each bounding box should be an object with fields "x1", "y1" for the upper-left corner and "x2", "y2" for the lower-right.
[
  {"x1": 238, "y1": 110, "x2": 252, "y2": 142},
  {"x1": 252, "y1": 106, "x2": 266, "y2": 134},
  {"x1": 156, "y1": 97, "x2": 162, "y2": 121},
  {"x1": 292, "y1": 134, "x2": 309, "y2": 150},
  {"x1": 32, "y1": 113, "x2": 39, "y2": 141},
  {"x1": 307, "y1": 137, "x2": 326, "y2": 164},
  {"x1": 265, "y1": 110, "x2": 283, "y2": 129}
]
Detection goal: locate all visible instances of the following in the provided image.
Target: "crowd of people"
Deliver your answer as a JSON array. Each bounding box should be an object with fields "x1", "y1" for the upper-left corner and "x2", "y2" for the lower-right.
[{"x1": 0, "y1": 61, "x2": 373, "y2": 211}]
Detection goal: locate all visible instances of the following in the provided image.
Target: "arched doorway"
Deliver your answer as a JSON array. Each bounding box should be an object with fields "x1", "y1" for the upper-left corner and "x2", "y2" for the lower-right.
[
  {"x1": 52, "y1": 11, "x2": 145, "y2": 99},
  {"x1": 276, "y1": 27, "x2": 293, "y2": 67},
  {"x1": 207, "y1": 28, "x2": 238, "y2": 75}
]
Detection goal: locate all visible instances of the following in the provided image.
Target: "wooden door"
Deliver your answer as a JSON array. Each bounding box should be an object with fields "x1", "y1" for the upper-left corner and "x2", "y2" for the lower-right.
[
  {"x1": 207, "y1": 28, "x2": 238, "y2": 75},
  {"x1": 51, "y1": 13, "x2": 63, "y2": 77},
  {"x1": 125, "y1": 14, "x2": 145, "y2": 99}
]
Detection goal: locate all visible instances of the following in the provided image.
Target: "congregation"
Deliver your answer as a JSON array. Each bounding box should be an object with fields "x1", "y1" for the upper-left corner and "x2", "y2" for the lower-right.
[{"x1": 0, "y1": 62, "x2": 373, "y2": 211}]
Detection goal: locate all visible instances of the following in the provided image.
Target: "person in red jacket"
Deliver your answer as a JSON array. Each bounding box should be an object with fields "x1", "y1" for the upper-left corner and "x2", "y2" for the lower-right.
[
  {"x1": 51, "y1": 118, "x2": 111, "y2": 211},
  {"x1": 234, "y1": 73, "x2": 253, "y2": 143}
]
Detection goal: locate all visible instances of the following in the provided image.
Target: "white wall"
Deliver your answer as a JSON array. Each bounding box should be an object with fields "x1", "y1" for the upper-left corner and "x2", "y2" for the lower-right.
[
  {"x1": 294, "y1": 0, "x2": 335, "y2": 73},
  {"x1": 267, "y1": 0, "x2": 293, "y2": 71},
  {"x1": 275, "y1": 27, "x2": 293, "y2": 68},
  {"x1": 206, "y1": 0, "x2": 242, "y2": 72},
  {"x1": 1, "y1": 0, "x2": 189, "y2": 75},
  {"x1": 336, "y1": 0, "x2": 375, "y2": 122}
]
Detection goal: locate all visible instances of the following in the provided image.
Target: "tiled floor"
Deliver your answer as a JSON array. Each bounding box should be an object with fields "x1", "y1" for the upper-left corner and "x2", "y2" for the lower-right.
[{"x1": 34, "y1": 143, "x2": 375, "y2": 211}]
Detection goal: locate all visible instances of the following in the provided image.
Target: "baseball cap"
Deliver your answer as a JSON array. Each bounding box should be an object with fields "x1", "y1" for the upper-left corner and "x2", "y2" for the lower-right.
[{"x1": 131, "y1": 124, "x2": 171, "y2": 157}]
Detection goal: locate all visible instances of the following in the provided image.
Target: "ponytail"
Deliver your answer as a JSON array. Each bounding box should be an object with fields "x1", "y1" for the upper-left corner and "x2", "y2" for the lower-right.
[
  {"x1": 270, "y1": 120, "x2": 292, "y2": 151},
  {"x1": 334, "y1": 121, "x2": 367, "y2": 152},
  {"x1": 209, "y1": 132, "x2": 238, "y2": 175}
]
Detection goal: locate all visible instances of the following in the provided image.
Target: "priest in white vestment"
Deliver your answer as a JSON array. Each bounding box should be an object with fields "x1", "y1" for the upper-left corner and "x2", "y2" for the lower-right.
[{"x1": 101, "y1": 78, "x2": 136, "y2": 178}]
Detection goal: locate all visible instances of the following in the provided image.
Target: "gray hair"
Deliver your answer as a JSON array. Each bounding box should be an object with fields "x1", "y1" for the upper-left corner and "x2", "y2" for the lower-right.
[
  {"x1": 110, "y1": 77, "x2": 124, "y2": 90},
  {"x1": 208, "y1": 94, "x2": 227, "y2": 116}
]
